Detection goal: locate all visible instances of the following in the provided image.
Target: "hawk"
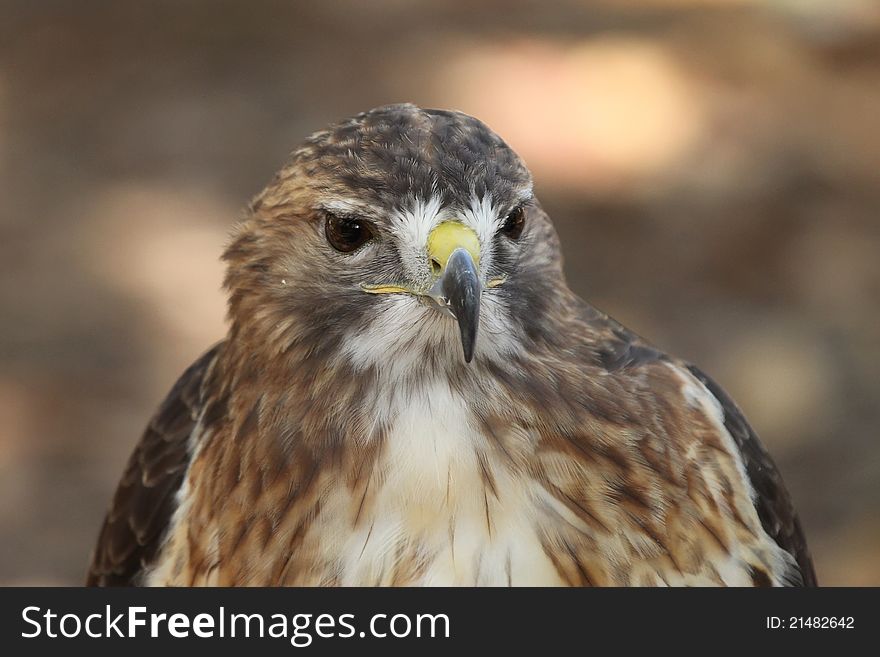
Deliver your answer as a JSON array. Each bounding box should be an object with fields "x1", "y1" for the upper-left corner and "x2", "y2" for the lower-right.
[{"x1": 87, "y1": 104, "x2": 816, "y2": 586}]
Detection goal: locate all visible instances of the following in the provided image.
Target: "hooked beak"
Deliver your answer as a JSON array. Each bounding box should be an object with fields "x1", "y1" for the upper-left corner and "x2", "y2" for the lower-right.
[
  {"x1": 361, "y1": 221, "x2": 485, "y2": 363},
  {"x1": 426, "y1": 222, "x2": 482, "y2": 363},
  {"x1": 428, "y1": 247, "x2": 481, "y2": 362}
]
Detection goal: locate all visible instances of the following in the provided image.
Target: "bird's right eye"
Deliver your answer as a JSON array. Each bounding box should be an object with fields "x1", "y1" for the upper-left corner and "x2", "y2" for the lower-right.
[
  {"x1": 500, "y1": 205, "x2": 525, "y2": 240},
  {"x1": 325, "y1": 214, "x2": 374, "y2": 253}
]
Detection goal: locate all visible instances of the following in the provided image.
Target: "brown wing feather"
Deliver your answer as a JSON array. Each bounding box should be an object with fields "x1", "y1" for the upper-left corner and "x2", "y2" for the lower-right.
[
  {"x1": 685, "y1": 365, "x2": 817, "y2": 586},
  {"x1": 86, "y1": 344, "x2": 222, "y2": 586},
  {"x1": 582, "y1": 305, "x2": 816, "y2": 586}
]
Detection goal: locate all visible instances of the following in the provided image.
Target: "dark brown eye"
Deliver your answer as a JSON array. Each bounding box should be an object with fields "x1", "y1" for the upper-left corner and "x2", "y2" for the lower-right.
[
  {"x1": 500, "y1": 206, "x2": 525, "y2": 240},
  {"x1": 325, "y1": 214, "x2": 374, "y2": 252}
]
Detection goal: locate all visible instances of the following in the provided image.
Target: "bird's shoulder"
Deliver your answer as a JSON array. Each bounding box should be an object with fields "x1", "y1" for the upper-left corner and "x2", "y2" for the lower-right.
[
  {"x1": 86, "y1": 343, "x2": 223, "y2": 586},
  {"x1": 571, "y1": 304, "x2": 816, "y2": 585}
]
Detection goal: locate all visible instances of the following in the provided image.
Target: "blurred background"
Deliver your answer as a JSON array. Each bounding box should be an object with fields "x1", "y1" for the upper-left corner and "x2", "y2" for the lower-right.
[{"x1": 1, "y1": 0, "x2": 879, "y2": 585}]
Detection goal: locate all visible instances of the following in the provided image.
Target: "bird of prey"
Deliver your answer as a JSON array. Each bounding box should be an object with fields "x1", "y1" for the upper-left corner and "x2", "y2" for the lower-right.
[{"x1": 87, "y1": 104, "x2": 816, "y2": 587}]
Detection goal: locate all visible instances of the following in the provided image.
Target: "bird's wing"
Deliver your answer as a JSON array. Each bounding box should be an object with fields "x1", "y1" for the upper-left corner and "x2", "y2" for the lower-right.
[
  {"x1": 684, "y1": 364, "x2": 817, "y2": 586},
  {"x1": 589, "y1": 308, "x2": 816, "y2": 585},
  {"x1": 86, "y1": 344, "x2": 222, "y2": 586}
]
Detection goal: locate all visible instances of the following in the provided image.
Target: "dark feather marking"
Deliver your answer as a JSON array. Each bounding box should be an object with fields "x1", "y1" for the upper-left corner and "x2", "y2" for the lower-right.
[
  {"x1": 590, "y1": 441, "x2": 633, "y2": 473},
  {"x1": 227, "y1": 522, "x2": 251, "y2": 558},
  {"x1": 476, "y1": 413, "x2": 517, "y2": 465},
  {"x1": 607, "y1": 477, "x2": 653, "y2": 513},
  {"x1": 546, "y1": 483, "x2": 611, "y2": 534},
  {"x1": 353, "y1": 475, "x2": 371, "y2": 527},
  {"x1": 235, "y1": 400, "x2": 260, "y2": 443},
  {"x1": 359, "y1": 521, "x2": 376, "y2": 559},
  {"x1": 698, "y1": 518, "x2": 729, "y2": 554},
  {"x1": 484, "y1": 489, "x2": 493, "y2": 540},
  {"x1": 598, "y1": 340, "x2": 666, "y2": 372},
  {"x1": 630, "y1": 516, "x2": 670, "y2": 556},
  {"x1": 477, "y1": 451, "x2": 499, "y2": 499},
  {"x1": 750, "y1": 566, "x2": 773, "y2": 587},
  {"x1": 541, "y1": 541, "x2": 578, "y2": 586},
  {"x1": 639, "y1": 435, "x2": 680, "y2": 488},
  {"x1": 201, "y1": 389, "x2": 230, "y2": 431},
  {"x1": 564, "y1": 540, "x2": 595, "y2": 586},
  {"x1": 550, "y1": 431, "x2": 633, "y2": 477},
  {"x1": 86, "y1": 345, "x2": 222, "y2": 586},
  {"x1": 703, "y1": 562, "x2": 724, "y2": 586},
  {"x1": 276, "y1": 499, "x2": 322, "y2": 583}
]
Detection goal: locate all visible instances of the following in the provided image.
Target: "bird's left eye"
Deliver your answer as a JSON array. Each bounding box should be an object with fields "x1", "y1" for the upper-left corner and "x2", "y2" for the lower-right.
[
  {"x1": 500, "y1": 206, "x2": 525, "y2": 240},
  {"x1": 325, "y1": 214, "x2": 374, "y2": 252}
]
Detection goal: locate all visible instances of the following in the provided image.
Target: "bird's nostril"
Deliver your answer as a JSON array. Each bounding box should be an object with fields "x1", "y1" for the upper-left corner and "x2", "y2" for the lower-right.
[{"x1": 431, "y1": 258, "x2": 442, "y2": 276}]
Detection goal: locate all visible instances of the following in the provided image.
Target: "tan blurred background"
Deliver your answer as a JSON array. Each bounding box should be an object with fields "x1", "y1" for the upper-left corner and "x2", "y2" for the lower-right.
[{"x1": 1, "y1": 0, "x2": 879, "y2": 585}]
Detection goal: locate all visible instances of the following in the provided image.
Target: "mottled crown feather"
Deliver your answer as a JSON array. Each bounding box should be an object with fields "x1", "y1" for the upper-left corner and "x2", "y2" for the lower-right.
[{"x1": 258, "y1": 103, "x2": 533, "y2": 215}]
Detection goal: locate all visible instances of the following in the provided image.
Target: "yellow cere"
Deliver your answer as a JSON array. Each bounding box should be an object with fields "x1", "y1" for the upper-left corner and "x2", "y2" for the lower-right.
[{"x1": 426, "y1": 221, "x2": 480, "y2": 271}]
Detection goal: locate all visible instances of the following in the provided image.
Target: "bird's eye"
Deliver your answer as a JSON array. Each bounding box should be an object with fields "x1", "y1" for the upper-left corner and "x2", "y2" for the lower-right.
[
  {"x1": 500, "y1": 206, "x2": 525, "y2": 240},
  {"x1": 325, "y1": 214, "x2": 374, "y2": 252}
]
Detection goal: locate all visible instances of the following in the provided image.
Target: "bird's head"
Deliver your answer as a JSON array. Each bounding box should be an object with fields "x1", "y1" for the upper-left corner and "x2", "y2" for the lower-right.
[{"x1": 224, "y1": 104, "x2": 566, "y2": 375}]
